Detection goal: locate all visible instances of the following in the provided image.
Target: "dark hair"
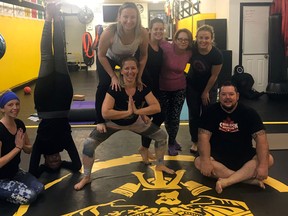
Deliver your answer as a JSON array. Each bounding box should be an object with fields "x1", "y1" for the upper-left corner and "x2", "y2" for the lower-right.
[
  {"x1": 219, "y1": 81, "x2": 238, "y2": 93},
  {"x1": 120, "y1": 56, "x2": 139, "y2": 68},
  {"x1": 173, "y1": 28, "x2": 193, "y2": 49},
  {"x1": 149, "y1": 17, "x2": 164, "y2": 29}
]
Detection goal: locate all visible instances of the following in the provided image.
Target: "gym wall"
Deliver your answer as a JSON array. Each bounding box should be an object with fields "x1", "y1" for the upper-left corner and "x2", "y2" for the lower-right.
[
  {"x1": 177, "y1": 13, "x2": 216, "y2": 38},
  {"x1": 0, "y1": 15, "x2": 43, "y2": 92}
]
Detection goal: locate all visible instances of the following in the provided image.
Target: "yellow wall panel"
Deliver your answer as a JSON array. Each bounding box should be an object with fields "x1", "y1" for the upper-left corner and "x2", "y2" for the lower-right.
[
  {"x1": 177, "y1": 13, "x2": 216, "y2": 38},
  {"x1": 0, "y1": 15, "x2": 44, "y2": 92}
]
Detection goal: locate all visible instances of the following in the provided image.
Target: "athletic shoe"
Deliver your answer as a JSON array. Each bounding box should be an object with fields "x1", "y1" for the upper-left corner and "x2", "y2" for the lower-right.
[
  {"x1": 168, "y1": 144, "x2": 178, "y2": 156},
  {"x1": 174, "y1": 141, "x2": 182, "y2": 151}
]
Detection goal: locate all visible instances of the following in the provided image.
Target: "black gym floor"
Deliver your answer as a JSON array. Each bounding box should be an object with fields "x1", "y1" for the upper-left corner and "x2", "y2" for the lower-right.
[{"x1": 1, "y1": 69, "x2": 288, "y2": 216}]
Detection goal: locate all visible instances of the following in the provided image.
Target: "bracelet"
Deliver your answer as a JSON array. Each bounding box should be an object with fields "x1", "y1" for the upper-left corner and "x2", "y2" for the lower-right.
[{"x1": 15, "y1": 146, "x2": 22, "y2": 150}]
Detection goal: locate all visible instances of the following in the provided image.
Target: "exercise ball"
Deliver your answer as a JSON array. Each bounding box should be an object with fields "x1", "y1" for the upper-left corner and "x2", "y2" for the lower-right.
[
  {"x1": 0, "y1": 33, "x2": 6, "y2": 59},
  {"x1": 24, "y1": 86, "x2": 32, "y2": 94}
]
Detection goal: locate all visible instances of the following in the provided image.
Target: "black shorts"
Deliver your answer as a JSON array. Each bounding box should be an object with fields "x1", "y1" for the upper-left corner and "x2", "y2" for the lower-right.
[{"x1": 212, "y1": 148, "x2": 256, "y2": 171}]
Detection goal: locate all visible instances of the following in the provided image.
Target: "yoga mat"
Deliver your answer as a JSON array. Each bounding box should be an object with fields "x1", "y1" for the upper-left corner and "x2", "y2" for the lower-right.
[
  {"x1": 71, "y1": 101, "x2": 95, "y2": 109},
  {"x1": 70, "y1": 100, "x2": 189, "y2": 121},
  {"x1": 69, "y1": 101, "x2": 96, "y2": 123}
]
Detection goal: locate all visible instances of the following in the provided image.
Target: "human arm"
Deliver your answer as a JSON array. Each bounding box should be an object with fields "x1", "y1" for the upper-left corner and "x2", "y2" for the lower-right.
[
  {"x1": 132, "y1": 92, "x2": 160, "y2": 116},
  {"x1": 197, "y1": 128, "x2": 214, "y2": 176},
  {"x1": 62, "y1": 141, "x2": 82, "y2": 172},
  {"x1": 253, "y1": 130, "x2": 271, "y2": 180},
  {"x1": 136, "y1": 28, "x2": 149, "y2": 87},
  {"x1": 22, "y1": 132, "x2": 32, "y2": 154},
  {"x1": 98, "y1": 26, "x2": 120, "y2": 91},
  {"x1": 201, "y1": 64, "x2": 222, "y2": 106},
  {"x1": 102, "y1": 93, "x2": 133, "y2": 120},
  {"x1": 28, "y1": 144, "x2": 43, "y2": 178},
  {"x1": 0, "y1": 128, "x2": 24, "y2": 168}
]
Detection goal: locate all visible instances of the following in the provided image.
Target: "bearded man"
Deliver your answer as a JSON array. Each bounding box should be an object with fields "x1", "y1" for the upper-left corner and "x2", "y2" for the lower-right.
[{"x1": 194, "y1": 81, "x2": 274, "y2": 194}]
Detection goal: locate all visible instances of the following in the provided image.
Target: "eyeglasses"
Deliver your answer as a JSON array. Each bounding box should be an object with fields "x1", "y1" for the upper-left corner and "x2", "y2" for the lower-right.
[{"x1": 177, "y1": 38, "x2": 189, "y2": 43}]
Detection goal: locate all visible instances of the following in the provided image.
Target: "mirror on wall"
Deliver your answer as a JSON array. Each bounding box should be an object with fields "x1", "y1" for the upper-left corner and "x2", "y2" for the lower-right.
[{"x1": 0, "y1": 33, "x2": 6, "y2": 60}]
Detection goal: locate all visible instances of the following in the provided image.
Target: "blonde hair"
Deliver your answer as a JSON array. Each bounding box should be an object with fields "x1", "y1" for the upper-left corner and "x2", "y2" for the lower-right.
[
  {"x1": 115, "y1": 2, "x2": 142, "y2": 40},
  {"x1": 0, "y1": 89, "x2": 12, "y2": 97},
  {"x1": 196, "y1": 24, "x2": 215, "y2": 44}
]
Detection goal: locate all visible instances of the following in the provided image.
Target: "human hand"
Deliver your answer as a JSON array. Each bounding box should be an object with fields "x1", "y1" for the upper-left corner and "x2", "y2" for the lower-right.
[
  {"x1": 140, "y1": 115, "x2": 151, "y2": 124},
  {"x1": 200, "y1": 159, "x2": 215, "y2": 177},
  {"x1": 201, "y1": 92, "x2": 210, "y2": 106},
  {"x1": 128, "y1": 96, "x2": 134, "y2": 115},
  {"x1": 137, "y1": 78, "x2": 144, "y2": 92},
  {"x1": 255, "y1": 165, "x2": 268, "y2": 181},
  {"x1": 111, "y1": 75, "x2": 121, "y2": 91},
  {"x1": 96, "y1": 123, "x2": 107, "y2": 133},
  {"x1": 15, "y1": 128, "x2": 24, "y2": 149}
]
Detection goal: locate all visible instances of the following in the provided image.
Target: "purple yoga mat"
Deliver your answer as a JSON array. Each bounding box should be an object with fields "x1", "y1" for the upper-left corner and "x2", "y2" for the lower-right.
[
  {"x1": 71, "y1": 101, "x2": 95, "y2": 109},
  {"x1": 69, "y1": 101, "x2": 96, "y2": 124}
]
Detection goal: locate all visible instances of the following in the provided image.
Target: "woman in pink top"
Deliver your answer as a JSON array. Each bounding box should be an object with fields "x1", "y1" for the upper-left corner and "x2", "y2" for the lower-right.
[{"x1": 159, "y1": 28, "x2": 193, "y2": 156}]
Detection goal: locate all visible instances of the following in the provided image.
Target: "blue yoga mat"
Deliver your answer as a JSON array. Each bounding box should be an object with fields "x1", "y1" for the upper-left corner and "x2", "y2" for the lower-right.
[{"x1": 180, "y1": 100, "x2": 188, "y2": 121}]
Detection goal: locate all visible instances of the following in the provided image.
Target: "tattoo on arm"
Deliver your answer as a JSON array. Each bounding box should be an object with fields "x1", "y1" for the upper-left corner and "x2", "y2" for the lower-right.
[
  {"x1": 199, "y1": 128, "x2": 212, "y2": 135},
  {"x1": 252, "y1": 129, "x2": 266, "y2": 139}
]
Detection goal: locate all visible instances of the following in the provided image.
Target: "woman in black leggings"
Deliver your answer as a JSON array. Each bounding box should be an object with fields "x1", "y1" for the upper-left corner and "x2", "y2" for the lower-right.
[{"x1": 29, "y1": 3, "x2": 81, "y2": 178}]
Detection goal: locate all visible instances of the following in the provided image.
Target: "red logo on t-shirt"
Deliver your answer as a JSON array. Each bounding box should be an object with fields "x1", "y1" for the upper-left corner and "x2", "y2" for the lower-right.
[{"x1": 219, "y1": 117, "x2": 239, "y2": 132}]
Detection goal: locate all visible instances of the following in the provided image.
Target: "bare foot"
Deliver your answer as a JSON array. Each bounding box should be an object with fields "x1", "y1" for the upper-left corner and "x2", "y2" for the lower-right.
[
  {"x1": 138, "y1": 146, "x2": 150, "y2": 165},
  {"x1": 245, "y1": 179, "x2": 266, "y2": 189},
  {"x1": 45, "y1": 3, "x2": 56, "y2": 21},
  {"x1": 156, "y1": 164, "x2": 175, "y2": 174},
  {"x1": 74, "y1": 176, "x2": 91, "y2": 191},
  {"x1": 215, "y1": 178, "x2": 226, "y2": 194}
]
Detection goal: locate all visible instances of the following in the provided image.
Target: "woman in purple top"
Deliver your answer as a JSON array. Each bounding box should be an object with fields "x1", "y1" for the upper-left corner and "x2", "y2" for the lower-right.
[{"x1": 159, "y1": 29, "x2": 193, "y2": 156}]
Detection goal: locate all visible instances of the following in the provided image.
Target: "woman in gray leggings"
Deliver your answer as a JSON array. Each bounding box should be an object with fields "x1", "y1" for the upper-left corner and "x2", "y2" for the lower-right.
[{"x1": 74, "y1": 57, "x2": 175, "y2": 190}]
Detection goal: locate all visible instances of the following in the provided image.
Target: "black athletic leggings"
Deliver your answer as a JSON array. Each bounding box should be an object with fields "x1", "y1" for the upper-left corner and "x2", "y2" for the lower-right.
[
  {"x1": 29, "y1": 19, "x2": 81, "y2": 177},
  {"x1": 95, "y1": 56, "x2": 118, "y2": 124},
  {"x1": 34, "y1": 20, "x2": 73, "y2": 113}
]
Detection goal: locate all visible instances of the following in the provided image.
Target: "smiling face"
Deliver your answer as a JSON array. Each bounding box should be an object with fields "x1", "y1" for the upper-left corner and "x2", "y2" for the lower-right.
[
  {"x1": 196, "y1": 30, "x2": 213, "y2": 51},
  {"x1": 175, "y1": 31, "x2": 190, "y2": 50},
  {"x1": 1, "y1": 99, "x2": 20, "y2": 118},
  {"x1": 219, "y1": 85, "x2": 240, "y2": 112},
  {"x1": 121, "y1": 59, "x2": 139, "y2": 84},
  {"x1": 150, "y1": 22, "x2": 164, "y2": 42},
  {"x1": 118, "y1": 8, "x2": 138, "y2": 32}
]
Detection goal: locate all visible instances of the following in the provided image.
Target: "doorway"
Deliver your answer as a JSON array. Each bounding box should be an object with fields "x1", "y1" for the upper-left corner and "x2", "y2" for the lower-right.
[
  {"x1": 64, "y1": 15, "x2": 86, "y2": 66},
  {"x1": 240, "y1": 3, "x2": 271, "y2": 92}
]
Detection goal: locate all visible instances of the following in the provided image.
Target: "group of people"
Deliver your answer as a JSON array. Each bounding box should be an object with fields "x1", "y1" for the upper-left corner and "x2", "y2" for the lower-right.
[{"x1": 0, "y1": 1, "x2": 274, "y2": 205}]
